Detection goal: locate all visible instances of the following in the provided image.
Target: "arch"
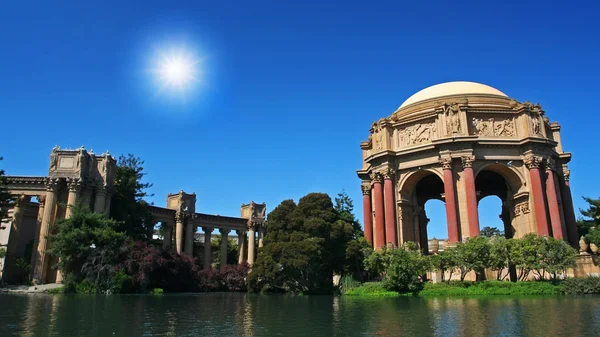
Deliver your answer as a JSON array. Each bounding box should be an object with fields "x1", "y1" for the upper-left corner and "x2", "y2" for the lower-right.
[
  {"x1": 475, "y1": 170, "x2": 515, "y2": 239},
  {"x1": 474, "y1": 163, "x2": 525, "y2": 197},
  {"x1": 398, "y1": 168, "x2": 444, "y2": 200}
]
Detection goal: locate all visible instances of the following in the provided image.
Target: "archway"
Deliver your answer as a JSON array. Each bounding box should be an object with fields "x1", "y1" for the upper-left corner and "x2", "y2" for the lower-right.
[{"x1": 475, "y1": 170, "x2": 514, "y2": 239}]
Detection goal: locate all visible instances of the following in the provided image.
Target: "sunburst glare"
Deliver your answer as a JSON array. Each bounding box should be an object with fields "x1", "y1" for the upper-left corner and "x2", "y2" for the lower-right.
[{"x1": 149, "y1": 46, "x2": 204, "y2": 98}]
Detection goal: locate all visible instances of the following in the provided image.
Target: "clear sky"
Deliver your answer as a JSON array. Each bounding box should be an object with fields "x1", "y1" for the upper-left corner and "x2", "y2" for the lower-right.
[{"x1": 1, "y1": 0, "x2": 599, "y2": 239}]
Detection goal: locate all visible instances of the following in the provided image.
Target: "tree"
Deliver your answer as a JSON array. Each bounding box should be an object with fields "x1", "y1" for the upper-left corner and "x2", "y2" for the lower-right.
[
  {"x1": 536, "y1": 236, "x2": 577, "y2": 280},
  {"x1": 364, "y1": 244, "x2": 428, "y2": 293},
  {"x1": 109, "y1": 154, "x2": 154, "y2": 240},
  {"x1": 488, "y1": 236, "x2": 512, "y2": 280},
  {"x1": 334, "y1": 190, "x2": 362, "y2": 234},
  {"x1": 480, "y1": 226, "x2": 504, "y2": 238},
  {"x1": 0, "y1": 157, "x2": 14, "y2": 220},
  {"x1": 510, "y1": 233, "x2": 543, "y2": 281},
  {"x1": 455, "y1": 236, "x2": 490, "y2": 281},
  {"x1": 49, "y1": 204, "x2": 126, "y2": 282},
  {"x1": 578, "y1": 196, "x2": 600, "y2": 237},
  {"x1": 428, "y1": 249, "x2": 459, "y2": 282}
]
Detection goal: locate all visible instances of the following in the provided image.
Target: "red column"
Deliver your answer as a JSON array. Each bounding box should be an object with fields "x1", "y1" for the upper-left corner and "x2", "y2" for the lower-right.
[
  {"x1": 525, "y1": 155, "x2": 549, "y2": 236},
  {"x1": 440, "y1": 158, "x2": 459, "y2": 243},
  {"x1": 560, "y1": 168, "x2": 579, "y2": 246},
  {"x1": 361, "y1": 185, "x2": 373, "y2": 247},
  {"x1": 372, "y1": 174, "x2": 386, "y2": 249},
  {"x1": 545, "y1": 165, "x2": 564, "y2": 239},
  {"x1": 384, "y1": 171, "x2": 397, "y2": 247},
  {"x1": 462, "y1": 156, "x2": 480, "y2": 237}
]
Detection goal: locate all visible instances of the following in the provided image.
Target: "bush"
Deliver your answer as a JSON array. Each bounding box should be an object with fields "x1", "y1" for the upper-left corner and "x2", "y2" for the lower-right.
[
  {"x1": 217, "y1": 264, "x2": 250, "y2": 291},
  {"x1": 111, "y1": 271, "x2": 135, "y2": 294},
  {"x1": 418, "y1": 280, "x2": 562, "y2": 296},
  {"x1": 364, "y1": 244, "x2": 428, "y2": 293},
  {"x1": 152, "y1": 288, "x2": 164, "y2": 295},
  {"x1": 344, "y1": 282, "x2": 401, "y2": 297},
  {"x1": 339, "y1": 275, "x2": 361, "y2": 294},
  {"x1": 562, "y1": 276, "x2": 600, "y2": 294}
]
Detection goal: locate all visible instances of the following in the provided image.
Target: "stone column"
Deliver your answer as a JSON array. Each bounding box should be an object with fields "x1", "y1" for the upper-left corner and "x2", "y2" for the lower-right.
[
  {"x1": 175, "y1": 212, "x2": 184, "y2": 255},
  {"x1": 383, "y1": 169, "x2": 397, "y2": 247},
  {"x1": 6, "y1": 195, "x2": 28, "y2": 275},
  {"x1": 247, "y1": 224, "x2": 256, "y2": 265},
  {"x1": 80, "y1": 181, "x2": 93, "y2": 211},
  {"x1": 33, "y1": 178, "x2": 59, "y2": 284},
  {"x1": 544, "y1": 160, "x2": 564, "y2": 239},
  {"x1": 30, "y1": 195, "x2": 46, "y2": 275},
  {"x1": 203, "y1": 227, "x2": 213, "y2": 270},
  {"x1": 65, "y1": 178, "x2": 81, "y2": 219},
  {"x1": 462, "y1": 156, "x2": 480, "y2": 237},
  {"x1": 524, "y1": 155, "x2": 549, "y2": 236},
  {"x1": 440, "y1": 157, "x2": 459, "y2": 243},
  {"x1": 220, "y1": 228, "x2": 230, "y2": 268},
  {"x1": 93, "y1": 185, "x2": 107, "y2": 214},
  {"x1": 104, "y1": 187, "x2": 113, "y2": 217},
  {"x1": 258, "y1": 227, "x2": 265, "y2": 248},
  {"x1": 361, "y1": 184, "x2": 373, "y2": 247},
  {"x1": 184, "y1": 219, "x2": 194, "y2": 256},
  {"x1": 371, "y1": 172, "x2": 385, "y2": 249},
  {"x1": 162, "y1": 223, "x2": 172, "y2": 250},
  {"x1": 237, "y1": 230, "x2": 246, "y2": 264},
  {"x1": 560, "y1": 168, "x2": 579, "y2": 247}
]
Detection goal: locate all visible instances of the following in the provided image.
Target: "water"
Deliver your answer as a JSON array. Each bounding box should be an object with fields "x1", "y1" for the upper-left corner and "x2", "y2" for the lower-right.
[{"x1": 1, "y1": 293, "x2": 599, "y2": 336}]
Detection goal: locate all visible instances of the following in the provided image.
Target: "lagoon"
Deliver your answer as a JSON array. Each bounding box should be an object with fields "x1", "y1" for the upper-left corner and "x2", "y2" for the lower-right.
[{"x1": 1, "y1": 293, "x2": 599, "y2": 336}]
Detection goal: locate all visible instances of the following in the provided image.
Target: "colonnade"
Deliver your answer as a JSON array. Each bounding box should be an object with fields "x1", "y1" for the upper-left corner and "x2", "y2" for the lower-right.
[{"x1": 362, "y1": 154, "x2": 579, "y2": 250}]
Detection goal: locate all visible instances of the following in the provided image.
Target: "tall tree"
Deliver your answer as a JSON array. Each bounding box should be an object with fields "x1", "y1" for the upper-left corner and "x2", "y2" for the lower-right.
[
  {"x1": 109, "y1": 154, "x2": 154, "y2": 240},
  {"x1": 334, "y1": 189, "x2": 362, "y2": 234},
  {"x1": 0, "y1": 157, "x2": 14, "y2": 219},
  {"x1": 480, "y1": 226, "x2": 504, "y2": 238},
  {"x1": 578, "y1": 196, "x2": 600, "y2": 237}
]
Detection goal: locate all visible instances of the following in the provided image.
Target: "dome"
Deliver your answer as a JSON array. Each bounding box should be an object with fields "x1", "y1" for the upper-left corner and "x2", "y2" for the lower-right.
[{"x1": 398, "y1": 81, "x2": 508, "y2": 109}]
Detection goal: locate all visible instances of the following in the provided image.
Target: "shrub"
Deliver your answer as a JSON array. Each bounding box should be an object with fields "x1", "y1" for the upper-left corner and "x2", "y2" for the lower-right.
[
  {"x1": 344, "y1": 282, "x2": 400, "y2": 297},
  {"x1": 562, "y1": 276, "x2": 600, "y2": 294},
  {"x1": 419, "y1": 280, "x2": 562, "y2": 296},
  {"x1": 339, "y1": 275, "x2": 361, "y2": 294},
  {"x1": 110, "y1": 271, "x2": 135, "y2": 294},
  {"x1": 152, "y1": 288, "x2": 164, "y2": 295},
  {"x1": 364, "y1": 244, "x2": 428, "y2": 293},
  {"x1": 217, "y1": 264, "x2": 250, "y2": 291}
]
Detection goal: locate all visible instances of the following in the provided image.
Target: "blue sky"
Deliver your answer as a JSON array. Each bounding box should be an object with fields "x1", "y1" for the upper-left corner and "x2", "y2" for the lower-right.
[{"x1": 1, "y1": 1, "x2": 599, "y2": 238}]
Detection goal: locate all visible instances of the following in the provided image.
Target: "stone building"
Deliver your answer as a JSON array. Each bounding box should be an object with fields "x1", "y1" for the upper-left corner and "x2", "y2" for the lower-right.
[
  {"x1": 357, "y1": 81, "x2": 579, "y2": 252},
  {"x1": 0, "y1": 146, "x2": 265, "y2": 284}
]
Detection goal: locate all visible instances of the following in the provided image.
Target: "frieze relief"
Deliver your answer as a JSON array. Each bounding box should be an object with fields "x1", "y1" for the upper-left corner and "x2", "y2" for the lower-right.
[
  {"x1": 397, "y1": 121, "x2": 437, "y2": 148},
  {"x1": 513, "y1": 202, "x2": 530, "y2": 217},
  {"x1": 374, "y1": 125, "x2": 384, "y2": 150},
  {"x1": 471, "y1": 117, "x2": 516, "y2": 137}
]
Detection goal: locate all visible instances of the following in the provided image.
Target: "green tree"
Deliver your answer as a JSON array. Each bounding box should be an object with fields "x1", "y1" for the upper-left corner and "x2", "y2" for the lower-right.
[
  {"x1": 109, "y1": 154, "x2": 154, "y2": 240},
  {"x1": 49, "y1": 204, "x2": 126, "y2": 282},
  {"x1": 334, "y1": 190, "x2": 362, "y2": 234},
  {"x1": 578, "y1": 196, "x2": 600, "y2": 237},
  {"x1": 510, "y1": 233, "x2": 543, "y2": 281},
  {"x1": 455, "y1": 236, "x2": 490, "y2": 281},
  {"x1": 488, "y1": 236, "x2": 512, "y2": 280},
  {"x1": 364, "y1": 244, "x2": 428, "y2": 293},
  {"x1": 536, "y1": 236, "x2": 577, "y2": 280},
  {"x1": 480, "y1": 226, "x2": 504, "y2": 238},
  {"x1": 428, "y1": 249, "x2": 459, "y2": 282},
  {"x1": 0, "y1": 157, "x2": 14, "y2": 219}
]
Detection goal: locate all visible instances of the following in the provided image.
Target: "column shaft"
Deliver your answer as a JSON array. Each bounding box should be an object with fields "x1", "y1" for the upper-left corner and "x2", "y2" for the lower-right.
[
  {"x1": 545, "y1": 168, "x2": 564, "y2": 239},
  {"x1": 247, "y1": 226, "x2": 256, "y2": 265},
  {"x1": 33, "y1": 179, "x2": 58, "y2": 284},
  {"x1": 203, "y1": 227, "x2": 212, "y2": 269},
  {"x1": 65, "y1": 178, "x2": 81, "y2": 219},
  {"x1": 361, "y1": 186, "x2": 373, "y2": 246},
  {"x1": 462, "y1": 159, "x2": 480, "y2": 237},
  {"x1": 258, "y1": 228, "x2": 265, "y2": 248},
  {"x1": 220, "y1": 229, "x2": 230, "y2": 268},
  {"x1": 184, "y1": 219, "x2": 194, "y2": 256},
  {"x1": 175, "y1": 214, "x2": 184, "y2": 255},
  {"x1": 560, "y1": 169, "x2": 579, "y2": 247},
  {"x1": 383, "y1": 175, "x2": 397, "y2": 247},
  {"x1": 442, "y1": 161, "x2": 459, "y2": 243},
  {"x1": 372, "y1": 176, "x2": 385, "y2": 249},
  {"x1": 30, "y1": 196, "x2": 45, "y2": 276},
  {"x1": 93, "y1": 187, "x2": 106, "y2": 213},
  {"x1": 162, "y1": 224, "x2": 172, "y2": 250},
  {"x1": 237, "y1": 231, "x2": 246, "y2": 264},
  {"x1": 528, "y1": 165, "x2": 550, "y2": 236}
]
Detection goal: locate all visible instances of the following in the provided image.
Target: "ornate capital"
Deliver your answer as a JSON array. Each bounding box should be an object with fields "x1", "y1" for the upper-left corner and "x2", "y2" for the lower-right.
[
  {"x1": 235, "y1": 229, "x2": 245, "y2": 236},
  {"x1": 361, "y1": 184, "x2": 371, "y2": 195},
  {"x1": 202, "y1": 226, "x2": 214, "y2": 233},
  {"x1": 175, "y1": 211, "x2": 184, "y2": 223},
  {"x1": 37, "y1": 195, "x2": 46, "y2": 207},
  {"x1": 45, "y1": 177, "x2": 60, "y2": 192},
  {"x1": 562, "y1": 167, "x2": 571, "y2": 182},
  {"x1": 382, "y1": 168, "x2": 395, "y2": 180},
  {"x1": 219, "y1": 228, "x2": 231, "y2": 235},
  {"x1": 369, "y1": 172, "x2": 383, "y2": 183},
  {"x1": 544, "y1": 158, "x2": 555, "y2": 170},
  {"x1": 439, "y1": 157, "x2": 452, "y2": 170},
  {"x1": 66, "y1": 177, "x2": 82, "y2": 192},
  {"x1": 523, "y1": 154, "x2": 542, "y2": 169},
  {"x1": 461, "y1": 156, "x2": 475, "y2": 169}
]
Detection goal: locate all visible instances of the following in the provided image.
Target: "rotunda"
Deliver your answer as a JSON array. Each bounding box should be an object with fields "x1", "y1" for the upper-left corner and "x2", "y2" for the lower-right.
[{"x1": 357, "y1": 81, "x2": 578, "y2": 252}]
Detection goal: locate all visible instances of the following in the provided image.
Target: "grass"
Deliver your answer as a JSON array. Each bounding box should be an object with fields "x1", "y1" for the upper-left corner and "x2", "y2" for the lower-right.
[
  {"x1": 46, "y1": 286, "x2": 65, "y2": 294},
  {"x1": 418, "y1": 280, "x2": 562, "y2": 296},
  {"x1": 343, "y1": 282, "x2": 402, "y2": 297}
]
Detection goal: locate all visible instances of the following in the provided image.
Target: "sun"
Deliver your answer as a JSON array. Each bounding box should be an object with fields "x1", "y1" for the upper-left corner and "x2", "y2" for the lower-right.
[{"x1": 151, "y1": 47, "x2": 202, "y2": 95}]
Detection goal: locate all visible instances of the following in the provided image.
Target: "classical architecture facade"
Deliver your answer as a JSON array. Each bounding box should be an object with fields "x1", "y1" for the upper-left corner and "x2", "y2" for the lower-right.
[
  {"x1": 357, "y1": 81, "x2": 579, "y2": 252},
  {"x1": 0, "y1": 146, "x2": 265, "y2": 284}
]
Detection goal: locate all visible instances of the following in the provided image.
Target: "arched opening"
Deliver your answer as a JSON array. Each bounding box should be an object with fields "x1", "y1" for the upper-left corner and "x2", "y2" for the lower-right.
[
  {"x1": 478, "y1": 195, "x2": 505, "y2": 237},
  {"x1": 475, "y1": 170, "x2": 514, "y2": 239}
]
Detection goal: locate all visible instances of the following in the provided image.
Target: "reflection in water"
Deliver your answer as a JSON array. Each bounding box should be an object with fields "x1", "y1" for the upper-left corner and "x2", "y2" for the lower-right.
[{"x1": 1, "y1": 293, "x2": 599, "y2": 336}]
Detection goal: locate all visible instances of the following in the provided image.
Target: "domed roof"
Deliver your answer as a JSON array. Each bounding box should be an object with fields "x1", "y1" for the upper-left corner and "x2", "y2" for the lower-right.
[{"x1": 399, "y1": 81, "x2": 508, "y2": 109}]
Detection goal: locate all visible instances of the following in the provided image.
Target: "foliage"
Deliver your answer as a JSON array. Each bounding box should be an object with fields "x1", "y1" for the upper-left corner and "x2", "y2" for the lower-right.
[
  {"x1": 211, "y1": 236, "x2": 239, "y2": 267},
  {"x1": 562, "y1": 276, "x2": 600, "y2": 294},
  {"x1": 428, "y1": 249, "x2": 459, "y2": 282},
  {"x1": 49, "y1": 204, "x2": 126, "y2": 282},
  {"x1": 217, "y1": 264, "x2": 250, "y2": 291},
  {"x1": 339, "y1": 275, "x2": 361, "y2": 294},
  {"x1": 364, "y1": 244, "x2": 428, "y2": 293},
  {"x1": 454, "y1": 236, "x2": 490, "y2": 281},
  {"x1": 109, "y1": 154, "x2": 154, "y2": 241},
  {"x1": 0, "y1": 157, "x2": 14, "y2": 220},
  {"x1": 488, "y1": 236, "x2": 512, "y2": 280},
  {"x1": 152, "y1": 288, "x2": 164, "y2": 295},
  {"x1": 480, "y1": 226, "x2": 504, "y2": 238},
  {"x1": 584, "y1": 226, "x2": 600, "y2": 248},
  {"x1": 334, "y1": 190, "x2": 362, "y2": 234},
  {"x1": 46, "y1": 286, "x2": 65, "y2": 294},
  {"x1": 343, "y1": 282, "x2": 401, "y2": 297},
  {"x1": 535, "y1": 236, "x2": 577, "y2": 280},
  {"x1": 249, "y1": 192, "x2": 362, "y2": 294},
  {"x1": 418, "y1": 280, "x2": 562, "y2": 296},
  {"x1": 577, "y1": 196, "x2": 600, "y2": 237},
  {"x1": 509, "y1": 233, "x2": 543, "y2": 281}
]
